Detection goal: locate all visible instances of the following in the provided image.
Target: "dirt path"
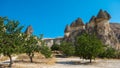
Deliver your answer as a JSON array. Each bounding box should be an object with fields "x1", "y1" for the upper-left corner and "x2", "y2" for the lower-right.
[
  {"x1": 46, "y1": 57, "x2": 120, "y2": 68},
  {"x1": 12, "y1": 57, "x2": 120, "y2": 68}
]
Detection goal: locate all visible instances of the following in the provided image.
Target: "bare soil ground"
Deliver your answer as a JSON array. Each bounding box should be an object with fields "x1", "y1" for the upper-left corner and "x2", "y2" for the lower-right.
[
  {"x1": 12, "y1": 57, "x2": 120, "y2": 68},
  {"x1": 1, "y1": 53, "x2": 120, "y2": 68}
]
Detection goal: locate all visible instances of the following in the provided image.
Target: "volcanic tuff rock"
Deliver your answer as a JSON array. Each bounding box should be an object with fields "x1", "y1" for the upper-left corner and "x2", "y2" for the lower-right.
[
  {"x1": 110, "y1": 23, "x2": 120, "y2": 42},
  {"x1": 64, "y1": 18, "x2": 85, "y2": 42},
  {"x1": 64, "y1": 9, "x2": 120, "y2": 49},
  {"x1": 25, "y1": 25, "x2": 33, "y2": 35}
]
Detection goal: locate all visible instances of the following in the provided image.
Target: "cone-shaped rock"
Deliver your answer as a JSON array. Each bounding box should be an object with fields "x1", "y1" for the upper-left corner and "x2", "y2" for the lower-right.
[
  {"x1": 70, "y1": 22, "x2": 76, "y2": 27},
  {"x1": 25, "y1": 25, "x2": 33, "y2": 35},
  {"x1": 70, "y1": 18, "x2": 84, "y2": 27},
  {"x1": 104, "y1": 11, "x2": 111, "y2": 19},
  {"x1": 64, "y1": 24, "x2": 71, "y2": 33},
  {"x1": 89, "y1": 16, "x2": 96, "y2": 23},
  {"x1": 75, "y1": 18, "x2": 84, "y2": 26},
  {"x1": 97, "y1": 9, "x2": 111, "y2": 20}
]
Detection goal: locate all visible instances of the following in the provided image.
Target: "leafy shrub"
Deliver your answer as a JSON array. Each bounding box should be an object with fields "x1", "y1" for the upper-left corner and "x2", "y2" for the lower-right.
[
  {"x1": 51, "y1": 44, "x2": 60, "y2": 51},
  {"x1": 60, "y1": 42, "x2": 75, "y2": 56},
  {"x1": 115, "y1": 50, "x2": 120, "y2": 59},
  {"x1": 99, "y1": 47, "x2": 116, "y2": 58},
  {"x1": 40, "y1": 45, "x2": 52, "y2": 58}
]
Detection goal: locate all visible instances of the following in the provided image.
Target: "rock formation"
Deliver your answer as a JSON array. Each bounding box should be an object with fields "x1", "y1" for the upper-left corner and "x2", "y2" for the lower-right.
[
  {"x1": 93, "y1": 10, "x2": 119, "y2": 49},
  {"x1": 25, "y1": 25, "x2": 33, "y2": 35},
  {"x1": 110, "y1": 23, "x2": 120, "y2": 42},
  {"x1": 64, "y1": 9, "x2": 120, "y2": 49},
  {"x1": 64, "y1": 18, "x2": 85, "y2": 43}
]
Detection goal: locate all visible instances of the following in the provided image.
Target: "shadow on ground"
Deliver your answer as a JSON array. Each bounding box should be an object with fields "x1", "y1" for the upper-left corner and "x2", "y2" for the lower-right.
[
  {"x1": 55, "y1": 54, "x2": 96, "y2": 65},
  {"x1": 56, "y1": 61, "x2": 95, "y2": 65},
  {"x1": 14, "y1": 60, "x2": 44, "y2": 64}
]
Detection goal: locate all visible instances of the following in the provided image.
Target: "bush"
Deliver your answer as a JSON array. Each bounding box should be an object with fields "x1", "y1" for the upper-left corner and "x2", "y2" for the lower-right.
[
  {"x1": 51, "y1": 44, "x2": 60, "y2": 51},
  {"x1": 115, "y1": 50, "x2": 120, "y2": 59},
  {"x1": 40, "y1": 45, "x2": 52, "y2": 58},
  {"x1": 99, "y1": 47, "x2": 116, "y2": 58},
  {"x1": 60, "y1": 42, "x2": 75, "y2": 56}
]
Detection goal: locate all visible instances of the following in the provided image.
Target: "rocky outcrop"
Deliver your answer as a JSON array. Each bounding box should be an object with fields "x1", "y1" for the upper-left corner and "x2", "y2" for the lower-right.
[
  {"x1": 25, "y1": 25, "x2": 33, "y2": 35},
  {"x1": 110, "y1": 23, "x2": 120, "y2": 42},
  {"x1": 43, "y1": 37, "x2": 63, "y2": 47},
  {"x1": 94, "y1": 10, "x2": 119, "y2": 49},
  {"x1": 64, "y1": 18, "x2": 85, "y2": 42},
  {"x1": 64, "y1": 9, "x2": 120, "y2": 49},
  {"x1": 96, "y1": 9, "x2": 111, "y2": 20}
]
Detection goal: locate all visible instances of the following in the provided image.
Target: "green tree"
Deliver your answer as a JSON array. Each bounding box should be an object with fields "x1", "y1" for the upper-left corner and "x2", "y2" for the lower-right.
[
  {"x1": 40, "y1": 45, "x2": 52, "y2": 58},
  {"x1": 0, "y1": 19, "x2": 24, "y2": 67},
  {"x1": 37, "y1": 34, "x2": 52, "y2": 58},
  {"x1": 76, "y1": 33, "x2": 104, "y2": 63},
  {"x1": 60, "y1": 42, "x2": 75, "y2": 56},
  {"x1": 24, "y1": 35, "x2": 40, "y2": 62}
]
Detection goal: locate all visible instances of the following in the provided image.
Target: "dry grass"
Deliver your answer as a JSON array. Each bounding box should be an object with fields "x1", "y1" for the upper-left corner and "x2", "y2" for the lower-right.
[
  {"x1": 0, "y1": 56, "x2": 8, "y2": 61},
  {"x1": 12, "y1": 53, "x2": 56, "y2": 68},
  {"x1": 17, "y1": 53, "x2": 45, "y2": 60}
]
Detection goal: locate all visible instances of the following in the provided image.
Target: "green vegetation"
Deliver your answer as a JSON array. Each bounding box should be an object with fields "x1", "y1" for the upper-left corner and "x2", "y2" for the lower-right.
[
  {"x1": 40, "y1": 45, "x2": 52, "y2": 58},
  {"x1": 38, "y1": 35, "x2": 52, "y2": 58},
  {"x1": 0, "y1": 17, "x2": 52, "y2": 67},
  {"x1": 24, "y1": 35, "x2": 41, "y2": 62},
  {"x1": 0, "y1": 16, "x2": 120, "y2": 67},
  {"x1": 51, "y1": 44, "x2": 60, "y2": 51},
  {"x1": 76, "y1": 33, "x2": 104, "y2": 63},
  {"x1": 60, "y1": 42, "x2": 75, "y2": 56},
  {"x1": 98, "y1": 47, "x2": 116, "y2": 58},
  {"x1": 0, "y1": 17, "x2": 24, "y2": 67}
]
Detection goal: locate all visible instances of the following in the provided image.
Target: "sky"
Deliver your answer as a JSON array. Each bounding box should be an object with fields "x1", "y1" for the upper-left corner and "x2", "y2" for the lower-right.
[{"x1": 0, "y1": 0, "x2": 120, "y2": 38}]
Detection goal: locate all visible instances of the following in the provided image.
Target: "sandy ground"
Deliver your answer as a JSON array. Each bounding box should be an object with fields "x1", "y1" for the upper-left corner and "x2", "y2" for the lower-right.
[{"x1": 12, "y1": 57, "x2": 120, "y2": 68}]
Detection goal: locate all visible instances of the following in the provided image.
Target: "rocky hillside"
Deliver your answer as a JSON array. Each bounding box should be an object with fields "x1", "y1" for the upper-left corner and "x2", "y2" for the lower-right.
[
  {"x1": 110, "y1": 23, "x2": 120, "y2": 42},
  {"x1": 64, "y1": 9, "x2": 120, "y2": 49}
]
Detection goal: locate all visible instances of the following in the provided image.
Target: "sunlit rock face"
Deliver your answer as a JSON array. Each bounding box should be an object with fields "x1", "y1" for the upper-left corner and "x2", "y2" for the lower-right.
[
  {"x1": 25, "y1": 25, "x2": 33, "y2": 35},
  {"x1": 64, "y1": 18, "x2": 85, "y2": 43},
  {"x1": 110, "y1": 23, "x2": 120, "y2": 42},
  {"x1": 64, "y1": 24, "x2": 71, "y2": 37},
  {"x1": 64, "y1": 9, "x2": 120, "y2": 49},
  {"x1": 94, "y1": 10, "x2": 119, "y2": 49}
]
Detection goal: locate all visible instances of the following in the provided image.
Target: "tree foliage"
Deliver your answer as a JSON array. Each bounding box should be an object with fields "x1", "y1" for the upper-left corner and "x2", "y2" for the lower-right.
[
  {"x1": 40, "y1": 45, "x2": 52, "y2": 58},
  {"x1": 0, "y1": 17, "x2": 53, "y2": 67},
  {"x1": 0, "y1": 17, "x2": 24, "y2": 67},
  {"x1": 24, "y1": 35, "x2": 41, "y2": 62},
  {"x1": 76, "y1": 33, "x2": 104, "y2": 63},
  {"x1": 98, "y1": 47, "x2": 116, "y2": 58},
  {"x1": 60, "y1": 42, "x2": 75, "y2": 56}
]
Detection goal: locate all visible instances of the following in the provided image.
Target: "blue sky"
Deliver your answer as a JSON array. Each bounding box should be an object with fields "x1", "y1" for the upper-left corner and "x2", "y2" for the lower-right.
[{"x1": 0, "y1": 0, "x2": 120, "y2": 38}]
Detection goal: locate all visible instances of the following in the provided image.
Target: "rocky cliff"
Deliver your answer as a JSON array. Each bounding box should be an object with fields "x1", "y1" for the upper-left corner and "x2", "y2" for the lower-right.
[
  {"x1": 64, "y1": 9, "x2": 120, "y2": 49},
  {"x1": 110, "y1": 23, "x2": 120, "y2": 42}
]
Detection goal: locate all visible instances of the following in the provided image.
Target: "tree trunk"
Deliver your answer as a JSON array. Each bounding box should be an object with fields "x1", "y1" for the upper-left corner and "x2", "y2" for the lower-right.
[
  {"x1": 30, "y1": 56, "x2": 33, "y2": 63},
  {"x1": 8, "y1": 55, "x2": 13, "y2": 67},
  {"x1": 28, "y1": 53, "x2": 34, "y2": 63},
  {"x1": 90, "y1": 58, "x2": 92, "y2": 63}
]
